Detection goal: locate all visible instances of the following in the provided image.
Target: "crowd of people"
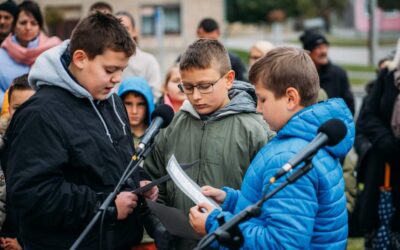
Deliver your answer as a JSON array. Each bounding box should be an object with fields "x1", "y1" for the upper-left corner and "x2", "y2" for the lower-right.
[{"x1": 0, "y1": 0, "x2": 398, "y2": 249}]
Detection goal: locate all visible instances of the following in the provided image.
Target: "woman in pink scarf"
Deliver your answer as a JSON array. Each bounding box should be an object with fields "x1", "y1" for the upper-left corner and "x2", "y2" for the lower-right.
[{"x1": 0, "y1": 0, "x2": 61, "y2": 106}]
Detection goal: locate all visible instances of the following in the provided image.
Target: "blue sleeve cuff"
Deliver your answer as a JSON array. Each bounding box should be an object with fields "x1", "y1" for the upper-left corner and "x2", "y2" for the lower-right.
[
  {"x1": 221, "y1": 187, "x2": 239, "y2": 212},
  {"x1": 205, "y1": 209, "x2": 221, "y2": 233}
]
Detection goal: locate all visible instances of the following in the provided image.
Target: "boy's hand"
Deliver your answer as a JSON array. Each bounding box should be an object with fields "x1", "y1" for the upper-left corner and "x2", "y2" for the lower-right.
[
  {"x1": 140, "y1": 180, "x2": 159, "y2": 201},
  {"x1": 0, "y1": 237, "x2": 22, "y2": 250},
  {"x1": 189, "y1": 202, "x2": 214, "y2": 236},
  {"x1": 201, "y1": 185, "x2": 226, "y2": 205},
  {"x1": 115, "y1": 191, "x2": 138, "y2": 220}
]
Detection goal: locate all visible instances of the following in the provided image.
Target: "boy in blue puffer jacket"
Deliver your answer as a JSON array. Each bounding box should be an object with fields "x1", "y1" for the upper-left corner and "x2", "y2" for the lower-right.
[{"x1": 189, "y1": 47, "x2": 355, "y2": 249}]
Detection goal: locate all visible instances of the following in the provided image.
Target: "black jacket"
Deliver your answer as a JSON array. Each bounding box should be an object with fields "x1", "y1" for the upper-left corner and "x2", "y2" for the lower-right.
[
  {"x1": 318, "y1": 61, "x2": 355, "y2": 114},
  {"x1": 355, "y1": 68, "x2": 400, "y2": 233},
  {"x1": 3, "y1": 85, "x2": 148, "y2": 249}
]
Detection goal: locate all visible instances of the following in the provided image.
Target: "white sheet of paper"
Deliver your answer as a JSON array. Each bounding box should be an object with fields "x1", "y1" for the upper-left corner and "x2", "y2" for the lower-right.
[{"x1": 166, "y1": 155, "x2": 221, "y2": 210}]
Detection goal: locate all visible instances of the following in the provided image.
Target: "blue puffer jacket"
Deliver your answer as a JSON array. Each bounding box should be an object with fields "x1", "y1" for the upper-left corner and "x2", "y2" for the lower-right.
[{"x1": 205, "y1": 98, "x2": 355, "y2": 249}]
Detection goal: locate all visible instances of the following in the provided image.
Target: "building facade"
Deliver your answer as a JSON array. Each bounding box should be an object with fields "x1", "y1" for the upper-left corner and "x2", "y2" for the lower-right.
[{"x1": 35, "y1": 0, "x2": 224, "y2": 72}]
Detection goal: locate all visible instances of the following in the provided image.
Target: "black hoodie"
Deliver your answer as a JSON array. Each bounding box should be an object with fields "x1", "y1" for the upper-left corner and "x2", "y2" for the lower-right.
[{"x1": 3, "y1": 41, "x2": 147, "y2": 249}]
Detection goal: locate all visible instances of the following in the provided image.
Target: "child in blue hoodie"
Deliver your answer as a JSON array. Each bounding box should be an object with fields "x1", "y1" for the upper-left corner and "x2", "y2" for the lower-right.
[
  {"x1": 189, "y1": 47, "x2": 355, "y2": 249},
  {"x1": 118, "y1": 76, "x2": 155, "y2": 149}
]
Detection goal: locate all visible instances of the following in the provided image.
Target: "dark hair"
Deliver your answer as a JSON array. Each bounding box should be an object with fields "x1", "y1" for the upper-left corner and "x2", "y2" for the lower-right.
[
  {"x1": 8, "y1": 74, "x2": 33, "y2": 102},
  {"x1": 89, "y1": 1, "x2": 113, "y2": 14},
  {"x1": 12, "y1": 0, "x2": 43, "y2": 31},
  {"x1": 179, "y1": 39, "x2": 231, "y2": 76},
  {"x1": 249, "y1": 47, "x2": 319, "y2": 107},
  {"x1": 197, "y1": 18, "x2": 219, "y2": 32},
  {"x1": 69, "y1": 12, "x2": 135, "y2": 60}
]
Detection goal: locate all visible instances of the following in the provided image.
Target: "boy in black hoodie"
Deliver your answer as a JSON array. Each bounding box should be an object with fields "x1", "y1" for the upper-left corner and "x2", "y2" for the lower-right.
[{"x1": 3, "y1": 12, "x2": 157, "y2": 250}]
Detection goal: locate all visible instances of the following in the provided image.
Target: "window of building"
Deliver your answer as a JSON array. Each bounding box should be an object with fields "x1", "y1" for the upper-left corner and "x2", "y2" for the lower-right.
[{"x1": 141, "y1": 5, "x2": 181, "y2": 36}]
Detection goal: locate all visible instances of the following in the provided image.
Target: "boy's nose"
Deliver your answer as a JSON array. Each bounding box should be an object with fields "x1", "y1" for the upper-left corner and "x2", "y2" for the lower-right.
[
  {"x1": 256, "y1": 103, "x2": 262, "y2": 113},
  {"x1": 111, "y1": 74, "x2": 122, "y2": 84},
  {"x1": 192, "y1": 87, "x2": 202, "y2": 100}
]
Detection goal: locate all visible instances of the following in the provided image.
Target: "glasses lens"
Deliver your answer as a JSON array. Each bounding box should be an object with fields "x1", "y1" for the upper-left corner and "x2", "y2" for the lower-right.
[
  {"x1": 181, "y1": 84, "x2": 194, "y2": 94},
  {"x1": 198, "y1": 84, "x2": 213, "y2": 94}
]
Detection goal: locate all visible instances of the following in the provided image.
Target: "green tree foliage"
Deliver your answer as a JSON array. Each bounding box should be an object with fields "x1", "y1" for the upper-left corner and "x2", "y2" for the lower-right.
[
  {"x1": 226, "y1": 0, "x2": 347, "y2": 23},
  {"x1": 378, "y1": 0, "x2": 400, "y2": 10},
  {"x1": 226, "y1": 0, "x2": 299, "y2": 23}
]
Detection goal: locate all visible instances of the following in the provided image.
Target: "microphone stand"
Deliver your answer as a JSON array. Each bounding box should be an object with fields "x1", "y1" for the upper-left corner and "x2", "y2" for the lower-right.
[
  {"x1": 70, "y1": 142, "x2": 155, "y2": 250},
  {"x1": 194, "y1": 158, "x2": 314, "y2": 250}
]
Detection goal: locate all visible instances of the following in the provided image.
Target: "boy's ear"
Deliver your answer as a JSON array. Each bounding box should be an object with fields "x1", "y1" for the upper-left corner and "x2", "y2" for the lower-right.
[
  {"x1": 225, "y1": 70, "x2": 235, "y2": 89},
  {"x1": 285, "y1": 87, "x2": 301, "y2": 111},
  {"x1": 71, "y1": 50, "x2": 88, "y2": 70}
]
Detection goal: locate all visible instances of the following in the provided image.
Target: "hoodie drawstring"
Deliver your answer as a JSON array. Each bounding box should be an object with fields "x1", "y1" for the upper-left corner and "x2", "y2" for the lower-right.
[
  {"x1": 111, "y1": 95, "x2": 127, "y2": 136},
  {"x1": 89, "y1": 99, "x2": 113, "y2": 144}
]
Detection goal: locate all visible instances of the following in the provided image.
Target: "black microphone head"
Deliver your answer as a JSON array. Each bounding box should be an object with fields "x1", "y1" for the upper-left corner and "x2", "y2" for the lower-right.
[
  {"x1": 151, "y1": 104, "x2": 174, "y2": 128},
  {"x1": 317, "y1": 119, "x2": 347, "y2": 146}
]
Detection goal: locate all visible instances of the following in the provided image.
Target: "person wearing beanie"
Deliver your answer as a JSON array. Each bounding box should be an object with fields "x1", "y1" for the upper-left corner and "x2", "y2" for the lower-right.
[
  {"x1": 300, "y1": 30, "x2": 355, "y2": 114},
  {"x1": 0, "y1": 0, "x2": 17, "y2": 44}
]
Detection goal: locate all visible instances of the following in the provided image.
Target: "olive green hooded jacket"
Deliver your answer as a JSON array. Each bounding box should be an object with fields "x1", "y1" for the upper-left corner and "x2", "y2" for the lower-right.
[{"x1": 144, "y1": 81, "x2": 274, "y2": 215}]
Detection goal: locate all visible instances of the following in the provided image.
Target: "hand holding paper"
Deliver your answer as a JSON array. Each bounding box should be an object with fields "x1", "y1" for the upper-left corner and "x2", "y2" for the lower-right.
[
  {"x1": 166, "y1": 155, "x2": 222, "y2": 210},
  {"x1": 201, "y1": 186, "x2": 227, "y2": 205}
]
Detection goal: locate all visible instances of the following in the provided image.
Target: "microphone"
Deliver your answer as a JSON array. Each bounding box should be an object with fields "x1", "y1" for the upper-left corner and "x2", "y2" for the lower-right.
[
  {"x1": 269, "y1": 119, "x2": 347, "y2": 183},
  {"x1": 136, "y1": 104, "x2": 174, "y2": 156}
]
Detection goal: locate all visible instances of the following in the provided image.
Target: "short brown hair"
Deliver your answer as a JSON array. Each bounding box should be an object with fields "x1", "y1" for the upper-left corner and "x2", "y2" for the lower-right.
[
  {"x1": 249, "y1": 47, "x2": 319, "y2": 107},
  {"x1": 8, "y1": 74, "x2": 33, "y2": 102},
  {"x1": 69, "y1": 12, "x2": 135, "y2": 60},
  {"x1": 179, "y1": 39, "x2": 231, "y2": 76}
]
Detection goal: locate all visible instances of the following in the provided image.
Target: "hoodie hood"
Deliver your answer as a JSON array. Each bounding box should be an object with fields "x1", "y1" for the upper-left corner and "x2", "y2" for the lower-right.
[
  {"x1": 29, "y1": 40, "x2": 94, "y2": 100},
  {"x1": 277, "y1": 98, "x2": 355, "y2": 158},
  {"x1": 181, "y1": 80, "x2": 257, "y2": 120},
  {"x1": 118, "y1": 76, "x2": 155, "y2": 125},
  {"x1": 28, "y1": 40, "x2": 128, "y2": 144}
]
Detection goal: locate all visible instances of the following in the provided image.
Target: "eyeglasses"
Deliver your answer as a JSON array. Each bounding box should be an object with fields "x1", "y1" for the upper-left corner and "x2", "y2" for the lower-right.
[{"x1": 178, "y1": 74, "x2": 226, "y2": 95}]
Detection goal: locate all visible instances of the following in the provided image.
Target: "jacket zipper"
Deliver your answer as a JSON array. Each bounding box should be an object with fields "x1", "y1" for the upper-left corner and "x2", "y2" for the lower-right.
[{"x1": 197, "y1": 121, "x2": 208, "y2": 182}]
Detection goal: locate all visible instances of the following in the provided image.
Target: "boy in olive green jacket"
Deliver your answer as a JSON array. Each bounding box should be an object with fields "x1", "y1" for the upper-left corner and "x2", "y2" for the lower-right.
[{"x1": 144, "y1": 39, "x2": 274, "y2": 249}]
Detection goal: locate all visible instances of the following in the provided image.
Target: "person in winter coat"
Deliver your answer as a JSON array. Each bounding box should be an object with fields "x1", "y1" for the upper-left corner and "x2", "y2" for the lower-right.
[
  {"x1": 144, "y1": 39, "x2": 274, "y2": 250},
  {"x1": 299, "y1": 30, "x2": 355, "y2": 114},
  {"x1": 118, "y1": 77, "x2": 155, "y2": 149},
  {"x1": 2, "y1": 12, "x2": 157, "y2": 250},
  {"x1": 0, "y1": 0, "x2": 61, "y2": 106},
  {"x1": 116, "y1": 11, "x2": 162, "y2": 102},
  {"x1": 355, "y1": 46, "x2": 400, "y2": 249},
  {"x1": 0, "y1": 74, "x2": 34, "y2": 250},
  {"x1": 189, "y1": 47, "x2": 354, "y2": 249}
]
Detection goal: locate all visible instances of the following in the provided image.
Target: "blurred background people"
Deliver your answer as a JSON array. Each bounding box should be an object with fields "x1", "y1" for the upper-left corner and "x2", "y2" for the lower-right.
[
  {"x1": 89, "y1": 1, "x2": 112, "y2": 15},
  {"x1": 116, "y1": 11, "x2": 162, "y2": 102},
  {"x1": 118, "y1": 76, "x2": 154, "y2": 149},
  {"x1": 0, "y1": 0, "x2": 61, "y2": 107},
  {"x1": 248, "y1": 40, "x2": 275, "y2": 68},
  {"x1": 300, "y1": 30, "x2": 355, "y2": 114},
  {"x1": 0, "y1": 74, "x2": 34, "y2": 250},
  {"x1": 195, "y1": 17, "x2": 247, "y2": 81},
  {"x1": 355, "y1": 40, "x2": 400, "y2": 249},
  {"x1": 0, "y1": 0, "x2": 17, "y2": 44},
  {"x1": 158, "y1": 64, "x2": 186, "y2": 112}
]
